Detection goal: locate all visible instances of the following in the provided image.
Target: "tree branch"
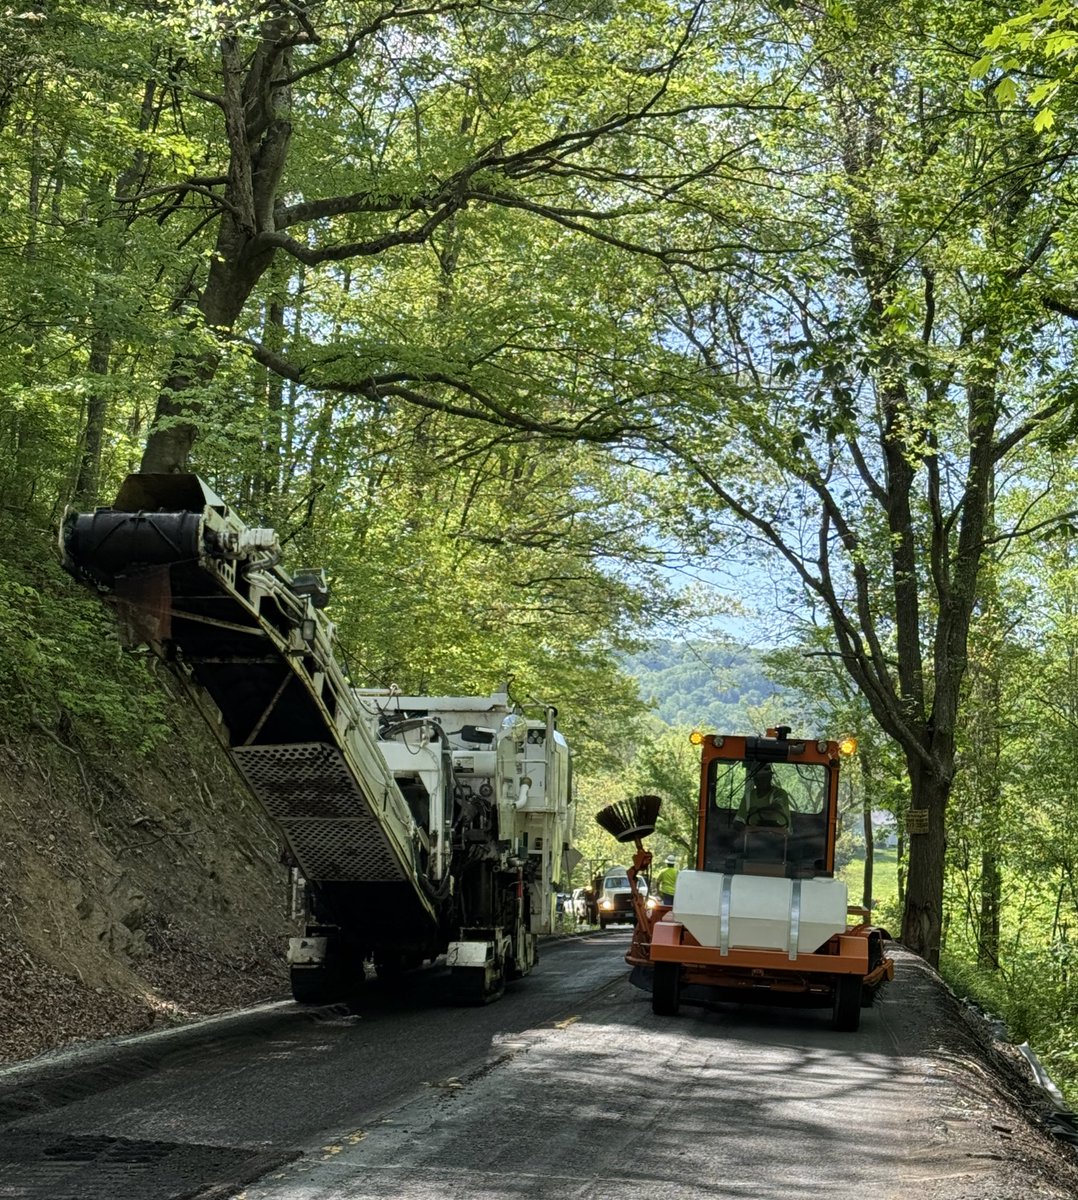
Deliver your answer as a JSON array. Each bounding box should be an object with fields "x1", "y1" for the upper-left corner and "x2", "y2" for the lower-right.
[{"x1": 243, "y1": 339, "x2": 651, "y2": 443}]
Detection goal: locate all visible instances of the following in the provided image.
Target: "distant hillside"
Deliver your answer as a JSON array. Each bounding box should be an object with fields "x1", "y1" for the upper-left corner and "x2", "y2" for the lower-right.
[{"x1": 622, "y1": 640, "x2": 794, "y2": 730}]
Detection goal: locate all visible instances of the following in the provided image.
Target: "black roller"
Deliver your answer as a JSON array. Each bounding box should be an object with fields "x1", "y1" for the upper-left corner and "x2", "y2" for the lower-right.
[{"x1": 61, "y1": 509, "x2": 203, "y2": 587}]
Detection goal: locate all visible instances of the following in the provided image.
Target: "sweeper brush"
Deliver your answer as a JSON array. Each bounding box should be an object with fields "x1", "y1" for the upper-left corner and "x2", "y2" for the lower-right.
[{"x1": 595, "y1": 795, "x2": 662, "y2": 843}]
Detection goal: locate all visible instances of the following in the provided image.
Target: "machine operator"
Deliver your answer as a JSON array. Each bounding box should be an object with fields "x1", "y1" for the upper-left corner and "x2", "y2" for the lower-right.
[
  {"x1": 655, "y1": 854, "x2": 679, "y2": 905},
  {"x1": 737, "y1": 763, "x2": 791, "y2": 829}
]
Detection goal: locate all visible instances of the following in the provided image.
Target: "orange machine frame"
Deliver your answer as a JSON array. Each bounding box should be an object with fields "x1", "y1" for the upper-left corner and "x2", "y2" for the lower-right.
[
  {"x1": 694, "y1": 733, "x2": 841, "y2": 875},
  {"x1": 625, "y1": 731, "x2": 894, "y2": 1001}
]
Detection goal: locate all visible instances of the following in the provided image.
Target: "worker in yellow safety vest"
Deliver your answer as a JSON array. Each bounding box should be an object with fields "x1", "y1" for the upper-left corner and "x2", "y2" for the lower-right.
[{"x1": 655, "y1": 855, "x2": 679, "y2": 905}]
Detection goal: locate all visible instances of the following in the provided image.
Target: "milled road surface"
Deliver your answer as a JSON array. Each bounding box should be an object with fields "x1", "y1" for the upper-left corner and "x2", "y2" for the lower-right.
[{"x1": 1, "y1": 931, "x2": 1076, "y2": 1199}]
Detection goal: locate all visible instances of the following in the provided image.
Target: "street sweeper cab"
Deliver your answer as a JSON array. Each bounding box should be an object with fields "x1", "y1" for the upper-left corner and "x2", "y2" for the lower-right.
[{"x1": 596, "y1": 726, "x2": 893, "y2": 1032}]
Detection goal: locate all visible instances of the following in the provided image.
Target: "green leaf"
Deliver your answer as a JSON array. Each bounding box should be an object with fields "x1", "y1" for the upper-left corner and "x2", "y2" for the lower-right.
[
  {"x1": 1033, "y1": 107, "x2": 1057, "y2": 132},
  {"x1": 1029, "y1": 80, "x2": 1060, "y2": 106},
  {"x1": 995, "y1": 76, "x2": 1019, "y2": 105},
  {"x1": 1044, "y1": 30, "x2": 1078, "y2": 57}
]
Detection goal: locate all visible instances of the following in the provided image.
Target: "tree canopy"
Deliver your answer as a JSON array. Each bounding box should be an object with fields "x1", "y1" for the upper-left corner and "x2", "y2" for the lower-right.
[{"x1": 3, "y1": 0, "x2": 1078, "y2": 1019}]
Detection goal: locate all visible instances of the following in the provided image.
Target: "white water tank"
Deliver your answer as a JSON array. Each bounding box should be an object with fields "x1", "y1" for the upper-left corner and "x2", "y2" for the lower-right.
[{"x1": 672, "y1": 870, "x2": 848, "y2": 956}]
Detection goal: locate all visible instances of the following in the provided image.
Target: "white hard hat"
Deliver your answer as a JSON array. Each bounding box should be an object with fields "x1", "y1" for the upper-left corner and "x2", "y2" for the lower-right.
[{"x1": 665, "y1": 854, "x2": 676, "y2": 865}]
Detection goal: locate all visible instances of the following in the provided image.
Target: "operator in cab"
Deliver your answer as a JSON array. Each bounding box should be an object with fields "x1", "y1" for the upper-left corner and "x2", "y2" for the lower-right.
[{"x1": 737, "y1": 763, "x2": 791, "y2": 829}]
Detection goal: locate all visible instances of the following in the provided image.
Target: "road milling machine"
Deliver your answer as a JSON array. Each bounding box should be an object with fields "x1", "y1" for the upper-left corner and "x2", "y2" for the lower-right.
[
  {"x1": 60, "y1": 474, "x2": 573, "y2": 1005},
  {"x1": 596, "y1": 727, "x2": 893, "y2": 1031}
]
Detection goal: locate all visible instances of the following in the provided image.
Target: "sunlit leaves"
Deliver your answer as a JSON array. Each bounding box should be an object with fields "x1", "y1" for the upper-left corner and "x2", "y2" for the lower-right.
[{"x1": 980, "y1": 0, "x2": 1078, "y2": 125}]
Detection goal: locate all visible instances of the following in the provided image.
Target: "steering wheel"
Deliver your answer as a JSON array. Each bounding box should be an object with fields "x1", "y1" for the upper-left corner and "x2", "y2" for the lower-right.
[{"x1": 745, "y1": 806, "x2": 790, "y2": 829}]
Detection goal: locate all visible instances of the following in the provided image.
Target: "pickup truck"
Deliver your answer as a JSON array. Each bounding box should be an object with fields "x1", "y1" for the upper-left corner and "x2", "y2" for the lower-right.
[{"x1": 594, "y1": 868, "x2": 649, "y2": 929}]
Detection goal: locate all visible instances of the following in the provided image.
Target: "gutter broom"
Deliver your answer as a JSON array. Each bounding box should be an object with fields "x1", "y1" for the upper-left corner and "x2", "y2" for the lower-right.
[{"x1": 595, "y1": 795, "x2": 662, "y2": 943}]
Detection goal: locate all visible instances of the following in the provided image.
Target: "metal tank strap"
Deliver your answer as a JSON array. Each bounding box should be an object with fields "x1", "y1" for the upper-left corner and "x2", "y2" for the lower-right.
[
  {"x1": 788, "y1": 879, "x2": 802, "y2": 961},
  {"x1": 719, "y1": 873, "x2": 734, "y2": 957}
]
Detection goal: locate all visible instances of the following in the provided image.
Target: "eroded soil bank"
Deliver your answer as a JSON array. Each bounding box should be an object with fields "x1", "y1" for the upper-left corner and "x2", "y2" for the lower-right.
[{"x1": 0, "y1": 710, "x2": 292, "y2": 1064}]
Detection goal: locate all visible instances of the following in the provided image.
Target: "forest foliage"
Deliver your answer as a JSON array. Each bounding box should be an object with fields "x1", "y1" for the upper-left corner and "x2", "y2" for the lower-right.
[
  {"x1": 2, "y1": 0, "x2": 1078, "y2": 1097},
  {"x1": 622, "y1": 640, "x2": 788, "y2": 730}
]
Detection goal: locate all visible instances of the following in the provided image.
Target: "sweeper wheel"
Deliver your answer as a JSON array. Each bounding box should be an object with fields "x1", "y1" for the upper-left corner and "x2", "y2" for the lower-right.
[
  {"x1": 861, "y1": 931, "x2": 887, "y2": 1007},
  {"x1": 831, "y1": 973, "x2": 862, "y2": 1032},
  {"x1": 652, "y1": 962, "x2": 681, "y2": 1016}
]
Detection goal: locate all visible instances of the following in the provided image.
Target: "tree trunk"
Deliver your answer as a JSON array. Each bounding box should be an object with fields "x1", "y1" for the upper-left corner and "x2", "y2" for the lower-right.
[
  {"x1": 860, "y1": 752, "x2": 874, "y2": 912},
  {"x1": 140, "y1": 225, "x2": 279, "y2": 473},
  {"x1": 73, "y1": 325, "x2": 111, "y2": 506},
  {"x1": 896, "y1": 825, "x2": 905, "y2": 904},
  {"x1": 74, "y1": 85, "x2": 157, "y2": 499},
  {"x1": 979, "y1": 849, "x2": 1001, "y2": 969},
  {"x1": 140, "y1": 24, "x2": 293, "y2": 474},
  {"x1": 259, "y1": 288, "x2": 287, "y2": 504},
  {"x1": 901, "y1": 760, "x2": 950, "y2": 966}
]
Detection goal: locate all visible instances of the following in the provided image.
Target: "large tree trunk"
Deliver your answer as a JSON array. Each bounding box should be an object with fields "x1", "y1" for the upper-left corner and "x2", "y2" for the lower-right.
[
  {"x1": 140, "y1": 227, "x2": 279, "y2": 473},
  {"x1": 140, "y1": 24, "x2": 293, "y2": 474},
  {"x1": 901, "y1": 761, "x2": 950, "y2": 966}
]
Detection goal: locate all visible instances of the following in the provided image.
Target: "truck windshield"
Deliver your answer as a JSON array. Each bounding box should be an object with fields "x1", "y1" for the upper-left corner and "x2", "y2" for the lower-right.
[
  {"x1": 702, "y1": 757, "x2": 834, "y2": 875},
  {"x1": 603, "y1": 876, "x2": 629, "y2": 889},
  {"x1": 709, "y1": 760, "x2": 830, "y2": 817}
]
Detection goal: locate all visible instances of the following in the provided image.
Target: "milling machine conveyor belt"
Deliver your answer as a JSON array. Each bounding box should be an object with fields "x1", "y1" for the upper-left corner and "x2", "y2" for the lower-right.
[
  {"x1": 61, "y1": 474, "x2": 432, "y2": 916},
  {"x1": 231, "y1": 742, "x2": 404, "y2": 882}
]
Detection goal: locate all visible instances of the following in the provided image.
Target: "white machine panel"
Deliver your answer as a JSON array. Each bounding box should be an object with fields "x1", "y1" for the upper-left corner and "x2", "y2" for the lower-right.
[{"x1": 673, "y1": 869, "x2": 848, "y2": 956}]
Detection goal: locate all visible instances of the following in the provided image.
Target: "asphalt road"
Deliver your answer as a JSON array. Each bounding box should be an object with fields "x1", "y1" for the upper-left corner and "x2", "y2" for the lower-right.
[{"x1": 1, "y1": 930, "x2": 1076, "y2": 1200}]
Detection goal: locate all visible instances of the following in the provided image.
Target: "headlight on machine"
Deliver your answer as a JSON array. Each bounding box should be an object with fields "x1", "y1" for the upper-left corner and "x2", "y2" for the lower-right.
[{"x1": 600, "y1": 899, "x2": 614, "y2": 910}]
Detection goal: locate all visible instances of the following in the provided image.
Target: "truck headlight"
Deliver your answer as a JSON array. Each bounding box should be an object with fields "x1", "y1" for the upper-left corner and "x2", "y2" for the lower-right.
[{"x1": 600, "y1": 899, "x2": 614, "y2": 910}]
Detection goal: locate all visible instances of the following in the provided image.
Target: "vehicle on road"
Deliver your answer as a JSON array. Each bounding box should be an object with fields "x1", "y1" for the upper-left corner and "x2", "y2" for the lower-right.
[
  {"x1": 570, "y1": 887, "x2": 594, "y2": 922},
  {"x1": 595, "y1": 728, "x2": 894, "y2": 1031},
  {"x1": 596, "y1": 869, "x2": 648, "y2": 929},
  {"x1": 61, "y1": 473, "x2": 575, "y2": 1007}
]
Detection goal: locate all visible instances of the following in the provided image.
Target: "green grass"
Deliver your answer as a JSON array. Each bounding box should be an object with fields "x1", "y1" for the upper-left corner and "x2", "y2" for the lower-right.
[
  {"x1": 839, "y1": 848, "x2": 900, "y2": 912},
  {"x1": 839, "y1": 849, "x2": 1078, "y2": 1108},
  {"x1": 941, "y1": 951, "x2": 1078, "y2": 1110}
]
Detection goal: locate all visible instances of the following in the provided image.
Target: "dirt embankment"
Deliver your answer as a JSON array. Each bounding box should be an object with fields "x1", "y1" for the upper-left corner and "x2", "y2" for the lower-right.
[
  {"x1": 0, "y1": 701, "x2": 293, "y2": 1065},
  {"x1": 881, "y1": 951, "x2": 1078, "y2": 1198}
]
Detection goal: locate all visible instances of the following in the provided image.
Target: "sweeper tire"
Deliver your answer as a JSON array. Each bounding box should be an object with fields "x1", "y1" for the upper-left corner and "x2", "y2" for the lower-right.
[
  {"x1": 652, "y1": 962, "x2": 681, "y2": 1016},
  {"x1": 861, "y1": 931, "x2": 887, "y2": 1007},
  {"x1": 831, "y1": 973, "x2": 862, "y2": 1032}
]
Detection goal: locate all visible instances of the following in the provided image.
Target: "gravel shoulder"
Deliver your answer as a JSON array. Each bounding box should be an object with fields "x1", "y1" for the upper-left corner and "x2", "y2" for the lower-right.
[{"x1": 874, "y1": 949, "x2": 1078, "y2": 1200}]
